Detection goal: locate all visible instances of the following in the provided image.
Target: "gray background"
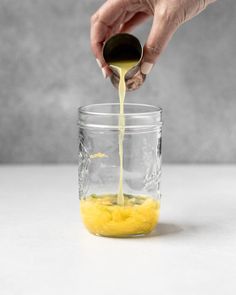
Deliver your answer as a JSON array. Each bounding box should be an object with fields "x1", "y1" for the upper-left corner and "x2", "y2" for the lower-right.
[{"x1": 0, "y1": 0, "x2": 235, "y2": 164}]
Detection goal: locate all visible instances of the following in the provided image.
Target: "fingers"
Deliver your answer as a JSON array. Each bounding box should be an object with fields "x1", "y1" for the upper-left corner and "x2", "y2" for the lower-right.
[
  {"x1": 90, "y1": 19, "x2": 112, "y2": 78},
  {"x1": 141, "y1": 7, "x2": 179, "y2": 75},
  {"x1": 119, "y1": 12, "x2": 150, "y2": 33},
  {"x1": 91, "y1": 0, "x2": 217, "y2": 79},
  {"x1": 91, "y1": 0, "x2": 130, "y2": 78}
]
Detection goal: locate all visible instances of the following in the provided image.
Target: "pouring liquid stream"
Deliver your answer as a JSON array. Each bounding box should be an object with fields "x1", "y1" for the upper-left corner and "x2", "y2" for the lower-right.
[{"x1": 108, "y1": 60, "x2": 139, "y2": 206}]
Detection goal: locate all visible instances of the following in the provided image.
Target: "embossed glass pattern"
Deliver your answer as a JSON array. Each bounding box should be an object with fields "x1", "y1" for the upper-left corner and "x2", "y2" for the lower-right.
[{"x1": 78, "y1": 103, "x2": 162, "y2": 237}]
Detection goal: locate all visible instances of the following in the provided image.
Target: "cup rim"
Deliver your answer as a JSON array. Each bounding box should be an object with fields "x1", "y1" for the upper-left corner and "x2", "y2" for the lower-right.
[{"x1": 102, "y1": 33, "x2": 143, "y2": 66}]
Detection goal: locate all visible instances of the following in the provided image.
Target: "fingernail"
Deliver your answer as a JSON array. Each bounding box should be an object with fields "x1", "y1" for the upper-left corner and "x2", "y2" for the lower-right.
[
  {"x1": 141, "y1": 62, "x2": 153, "y2": 75},
  {"x1": 96, "y1": 58, "x2": 102, "y2": 68},
  {"x1": 101, "y1": 67, "x2": 107, "y2": 79}
]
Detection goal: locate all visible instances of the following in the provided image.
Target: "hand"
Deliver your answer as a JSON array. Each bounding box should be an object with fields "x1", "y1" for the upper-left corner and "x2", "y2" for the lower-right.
[{"x1": 91, "y1": 0, "x2": 216, "y2": 78}]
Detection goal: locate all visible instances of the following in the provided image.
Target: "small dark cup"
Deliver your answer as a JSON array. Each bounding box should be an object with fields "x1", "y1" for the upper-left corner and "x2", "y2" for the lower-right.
[{"x1": 103, "y1": 33, "x2": 145, "y2": 91}]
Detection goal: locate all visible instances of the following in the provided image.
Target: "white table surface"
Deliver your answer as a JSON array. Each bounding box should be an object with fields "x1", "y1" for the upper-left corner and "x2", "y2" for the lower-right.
[{"x1": 0, "y1": 165, "x2": 236, "y2": 295}]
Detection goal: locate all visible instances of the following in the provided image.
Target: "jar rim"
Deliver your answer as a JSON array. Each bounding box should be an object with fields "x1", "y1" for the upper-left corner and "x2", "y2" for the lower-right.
[
  {"x1": 78, "y1": 103, "x2": 162, "y2": 131},
  {"x1": 78, "y1": 103, "x2": 162, "y2": 117}
]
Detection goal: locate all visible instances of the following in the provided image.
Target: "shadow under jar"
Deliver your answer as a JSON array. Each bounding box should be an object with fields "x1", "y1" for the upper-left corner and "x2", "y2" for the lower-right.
[{"x1": 78, "y1": 103, "x2": 162, "y2": 237}]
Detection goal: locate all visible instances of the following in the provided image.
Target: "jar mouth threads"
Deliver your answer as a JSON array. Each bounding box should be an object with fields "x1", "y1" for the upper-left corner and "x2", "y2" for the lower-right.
[
  {"x1": 78, "y1": 103, "x2": 162, "y2": 131},
  {"x1": 79, "y1": 103, "x2": 162, "y2": 116}
]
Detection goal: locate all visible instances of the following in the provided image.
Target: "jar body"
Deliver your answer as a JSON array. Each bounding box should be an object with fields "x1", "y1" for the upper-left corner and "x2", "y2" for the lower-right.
[{"x1": 78, "y1": 103, "x2": 162, "y2": 237}]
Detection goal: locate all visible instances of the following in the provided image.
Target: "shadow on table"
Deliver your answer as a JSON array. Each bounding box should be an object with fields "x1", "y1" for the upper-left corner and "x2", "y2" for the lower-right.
[
  {"x1": 153, "y1": 223, "x2": 183, "y2": 237},
  {"x1": 146, "y1": 222, "x2": 204, "y2": 238},
  {"x1": 126, "y1": 223, "x2": 184, "y2": 239}
]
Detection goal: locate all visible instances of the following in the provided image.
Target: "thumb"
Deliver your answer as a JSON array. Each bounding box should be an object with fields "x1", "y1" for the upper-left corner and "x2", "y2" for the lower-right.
[{"x1": 141, "y1": 9, "x2": 179, "y2": 75}]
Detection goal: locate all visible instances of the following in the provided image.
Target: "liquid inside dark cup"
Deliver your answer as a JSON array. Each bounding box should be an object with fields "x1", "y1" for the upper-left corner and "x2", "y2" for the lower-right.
[{"x1": 103, "y1": 33, "x2": 142, "y2": 64}]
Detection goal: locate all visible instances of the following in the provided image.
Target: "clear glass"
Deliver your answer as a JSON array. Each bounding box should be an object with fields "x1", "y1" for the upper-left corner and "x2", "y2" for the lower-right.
[{"x1": 78, "y1": 103, "x2": 162, "y2": 237}]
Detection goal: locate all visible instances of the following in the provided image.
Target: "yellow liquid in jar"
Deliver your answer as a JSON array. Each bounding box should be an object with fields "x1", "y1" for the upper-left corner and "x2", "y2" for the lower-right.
[
  {"x1": 80, "y1": 59, "x2": 160, "y2": 237},
  {"x1": 80, "y1": 194, "x2": 160, "y2": 237}
]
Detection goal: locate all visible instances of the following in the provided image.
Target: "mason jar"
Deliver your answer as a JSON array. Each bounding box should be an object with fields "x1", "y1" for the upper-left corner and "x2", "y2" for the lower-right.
[{"x1": 78, "y1": 103, "x2": 162, "y2": 237}]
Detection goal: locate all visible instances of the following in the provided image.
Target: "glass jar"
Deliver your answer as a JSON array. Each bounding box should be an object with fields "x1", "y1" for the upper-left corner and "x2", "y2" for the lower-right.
[{"x1": 78, "y1": 103, "x2": 162, "y2": 237}]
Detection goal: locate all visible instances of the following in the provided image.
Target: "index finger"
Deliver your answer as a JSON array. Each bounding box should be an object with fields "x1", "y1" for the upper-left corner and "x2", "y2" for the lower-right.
[{"x1": 90, "y1": 0, "x2": 136, "y2": 68}]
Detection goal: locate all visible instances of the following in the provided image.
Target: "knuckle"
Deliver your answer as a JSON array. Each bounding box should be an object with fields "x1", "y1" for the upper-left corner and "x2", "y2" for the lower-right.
[
  {"x1": 147, "y1": 44, "x2": 162, "y2": 58},
  {"x1": 198, "y1": 0, "x2": 207, "y2": 12},
  {"x1": 157, "y1": 3, "x2": 181, "y2": 27},
  {"x1": 144, "y1": 43, "x2": 162, "y2": 61},
  {"x1": 90, "y1": 13, "x2": 98, "y2": 24}
]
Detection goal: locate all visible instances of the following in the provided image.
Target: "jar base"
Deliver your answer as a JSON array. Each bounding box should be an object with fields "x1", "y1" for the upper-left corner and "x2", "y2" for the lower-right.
[{"x1": 87, "y1": 227, "x2": 157, "y2": 238}]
